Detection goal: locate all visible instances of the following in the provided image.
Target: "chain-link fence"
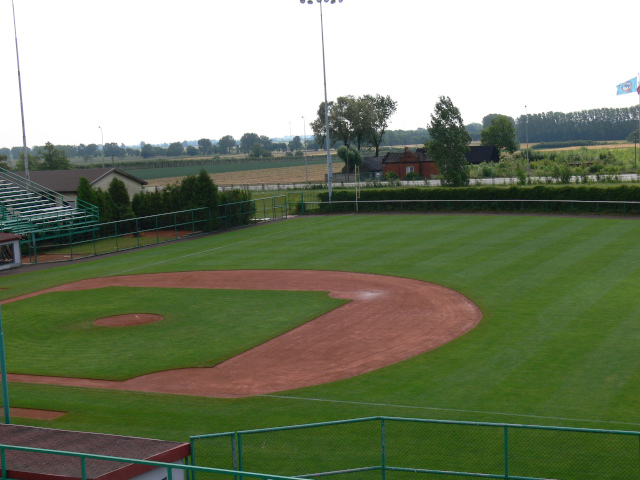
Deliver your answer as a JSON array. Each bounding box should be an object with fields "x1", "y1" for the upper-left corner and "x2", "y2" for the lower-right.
[
  {"x1": 21, "y1": 195, "x2": 288, "y2": 264},
  {"x1": 191, "y1": 417, "x2": 640, "y2": 480}
]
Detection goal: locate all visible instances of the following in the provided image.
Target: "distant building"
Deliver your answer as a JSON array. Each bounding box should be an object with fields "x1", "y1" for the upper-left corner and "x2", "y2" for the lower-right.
[
  {"x1": 381, "y1": 145, "x2": 501, "y2": 179},
  {"x1": 16, "y1": 168, "x2": 147, "y2": 201},
  {"x1": 382, "y1": 147, "x2": 438, "y2": 179},
  {"x1": 465, "y1": 145, "x2": 500, "y2": 164}
]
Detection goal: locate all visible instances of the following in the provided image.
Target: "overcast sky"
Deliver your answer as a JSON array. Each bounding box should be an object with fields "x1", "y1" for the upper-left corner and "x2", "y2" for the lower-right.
[{"x1": 1, "y1": 0, "x2": 639, "y2": 149}]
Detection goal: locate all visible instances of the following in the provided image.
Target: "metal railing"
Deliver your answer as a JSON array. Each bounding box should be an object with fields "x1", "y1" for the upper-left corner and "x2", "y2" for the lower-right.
[
  {"x1": 0, "y1": 442, "x2": 301, "y2": 480},
  {"x1": 22, "y1": 195, "x2": 289, "y2": 264},
  {"x1": 191, "y1": 416, "x2": 640, "y2": 480}
]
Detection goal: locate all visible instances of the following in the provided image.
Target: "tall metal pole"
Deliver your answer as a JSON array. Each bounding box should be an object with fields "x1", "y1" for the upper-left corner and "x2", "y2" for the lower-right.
[
  {"x1": 12, "y1": 0, "x2": 29, "y2": 181},
  {"x1": 0, "y1": 305, "x2": 11, "y2": 424},
  {"x1": 99, "y1": 126, "x2": 105, "y2": 168},
  {"x1": 302, "y1": 116, "x2": 308, "y2": 183},
  {"x1": 319, "y1": 0, "x2": 333, "y2": 200},
  {"x1": 525, "y1": 105, "x2": 529, "y2": 181}
]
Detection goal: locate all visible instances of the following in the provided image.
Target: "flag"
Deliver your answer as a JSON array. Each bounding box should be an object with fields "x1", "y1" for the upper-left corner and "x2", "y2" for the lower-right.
[{"x1": 617, "y1": 77, "x2": 638, "y2": 95}]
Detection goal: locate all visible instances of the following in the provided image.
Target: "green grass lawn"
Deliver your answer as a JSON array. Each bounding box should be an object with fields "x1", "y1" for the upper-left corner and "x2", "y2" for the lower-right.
[
  {"x1": 3, "y1": 287, "x2": 345, "y2": 380},
  {"x1": 2, "y1": 214, "x2": 640, "y2": 449}
]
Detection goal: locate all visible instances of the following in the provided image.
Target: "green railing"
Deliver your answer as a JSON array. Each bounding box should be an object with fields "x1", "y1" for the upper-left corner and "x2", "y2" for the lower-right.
[
  {"x1": 191, "y1": 416, "x2": 640, "y2": 480},
  {"x1": 0, "y1": 167, "x2": 99, "y2": 235},
  {"x1": 287, "y1": 196, "x2": 640, "y2": 216},
  {"x1": 0, "y1": 442, "x2": 301, "y2": 480},
  {"x1": 22, "y1": 195, "x2": 288, "y2": 264}
]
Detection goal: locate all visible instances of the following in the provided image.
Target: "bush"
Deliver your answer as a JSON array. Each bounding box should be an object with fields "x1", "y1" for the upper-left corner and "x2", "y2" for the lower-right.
[
  {"x1": 405, "y1": 172, "x2": 420, "y2": 180},
  {"x1": 385, "y1": 171, "x2": 399, "y2": 180}
]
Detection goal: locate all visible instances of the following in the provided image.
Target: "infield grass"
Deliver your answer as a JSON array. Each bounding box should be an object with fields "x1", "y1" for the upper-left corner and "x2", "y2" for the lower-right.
[
  {"x1": 2, "y1": 214, "x2": 640, "y2": 445},
  {"x1": 3, "y1": 287, "x2": 346, "y2": 379}
]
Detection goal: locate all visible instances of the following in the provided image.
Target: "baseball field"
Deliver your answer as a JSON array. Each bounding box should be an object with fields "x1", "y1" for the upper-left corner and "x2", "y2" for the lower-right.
[{"x1": 1, "y1": 213, "x2": 640, "y2": 446}]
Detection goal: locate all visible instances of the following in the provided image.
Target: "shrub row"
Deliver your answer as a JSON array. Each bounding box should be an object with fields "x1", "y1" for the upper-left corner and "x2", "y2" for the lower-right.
[{"x1": 315, "y1": 186, "x2": 640, "y2": 215}]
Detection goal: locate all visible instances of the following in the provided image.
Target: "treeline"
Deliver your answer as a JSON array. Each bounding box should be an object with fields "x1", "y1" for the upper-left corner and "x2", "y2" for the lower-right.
[
  {"x1": 78, "y1": 169, "x2": 251, "y2": 228},
  {"x1": 380, "y1": 129, "x2": 430, "y2": 147},
  {"x1": 515, "y1": 107, "x2": 639, "y2": 143}
]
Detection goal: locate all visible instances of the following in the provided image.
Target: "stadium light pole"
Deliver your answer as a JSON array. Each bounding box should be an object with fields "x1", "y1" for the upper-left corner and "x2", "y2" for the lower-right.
[
  {"x1": 525, "y1": 106, "x2": 529, "y2": 181},
  {"x1": 12, "y1": 0, "x2": 29, "y2": 181},
  {"x1": 99, "y1": 126, "x2": 105, "y2": 168},
  {"x1": 302, "y1": 116, "x2": 308, "y2": 183},
  {"x1": 301, "y1": 0, "x2": 343, "y2": 201}
]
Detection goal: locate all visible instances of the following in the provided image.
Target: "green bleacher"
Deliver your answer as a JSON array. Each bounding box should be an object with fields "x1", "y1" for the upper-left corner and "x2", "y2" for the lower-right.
[{"x1": 0, "y1": 167, "x2": 99, "y2": 242}]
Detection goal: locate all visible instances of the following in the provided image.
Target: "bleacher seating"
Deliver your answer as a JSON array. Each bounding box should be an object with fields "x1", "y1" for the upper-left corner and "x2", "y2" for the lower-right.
[{"x1": 0, "y1": 168, "x2": 99, "y2": 241}]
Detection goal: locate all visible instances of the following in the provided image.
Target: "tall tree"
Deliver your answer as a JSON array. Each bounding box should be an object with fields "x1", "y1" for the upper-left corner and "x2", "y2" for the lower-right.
[
  {"x1": 310, "y1": 97, "x2": 357, "y2": 150},
  {"x1": 288, "y1": 136, "x2": 303, "y2": 152},
  {"x1": 480, "y1": 115, "x2": 519, "y2": 155},
  {"x1": 240, "y1": 133, "x2": 260, "y2": 154},
  {"x1": 166, "y1": 142, "x2": 184, "y2": 157},
  {"x1": 361, "y1": 94, "x2": 397, "y2": 156},
  {"x1": 107, "y1": 177, "x2": 134, "y2": 220},
  {"x1": 426, "y1": 96, "x2": 471, "y2": 187},
  {"x1": 337, "y1": 145, "x2": 363, "y2": 173},
  {"x1": 217, "y1": 135, "x2": 236, "y2": 154},
  {"x1": 198, "y1": 138, "x2": 213, "y2": 155},
  {"x1": 39, "y1": 142, "x2": 72, "y2": 170},
  {"x1": 103, "y1": 142, "x2": 126, "y2": 158}
]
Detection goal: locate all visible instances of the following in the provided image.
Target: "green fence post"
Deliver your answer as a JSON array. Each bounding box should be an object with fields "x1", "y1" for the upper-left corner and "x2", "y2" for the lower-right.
[
  {"x1": 174, "y1": 212, "x2": 178, "y2": 239},
  {"x1": 237, "y1": 433, "x2": 243, "y2": 480},
  {"x1": 191, "y1": 209, "x2": 195, "y2": 233},
  {"x1": 81, "y1": 457, "x2": 87, "y2": 480},
  {"x1": 156, "y1": 215, "x2": 159, "y2": 244},
  {"x1": 1, "y1": 447, "x2": 5, "y2": 480},
  {"x1": 93, "y1": 228, "x2": 97, "y2": 256},
  {"x1": 381, "y1": 418, "x2": 386, "y2": 480},
  {"x1": 302, "y1": 194, "x2": 305, "y2": 215},
  {"x1": 189, "y1": 438, "x2": 196, "y2": 480},
  {"x1": 504, "y1": 426, "x2": 509, "y2": 479},
  {"x1": 115, "y1": 222, "x2": 119, "y2": 252},
  {"x1": 232, "y1": 432, "x2": 238, "y2": 480}
]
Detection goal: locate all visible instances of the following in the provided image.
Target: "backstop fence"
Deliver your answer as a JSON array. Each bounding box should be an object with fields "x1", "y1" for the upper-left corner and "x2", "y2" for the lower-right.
[
  {"x1": 190, "y1": 416, "x2": 640, "y2": 480},
  {"x1": 21, "y1": 195, "x2": 288, "y2": 264}
]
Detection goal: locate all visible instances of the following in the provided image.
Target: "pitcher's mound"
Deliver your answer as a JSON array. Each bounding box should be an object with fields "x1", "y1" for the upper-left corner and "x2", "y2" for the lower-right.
[{"x1": 94, "y1": 313, "x2": 163, "y2": 327}]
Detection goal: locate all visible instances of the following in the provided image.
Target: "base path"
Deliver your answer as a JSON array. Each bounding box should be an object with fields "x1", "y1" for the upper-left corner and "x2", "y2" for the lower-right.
[{"x1": 5, "y1": 270, "x2": 482, "y2": 398}]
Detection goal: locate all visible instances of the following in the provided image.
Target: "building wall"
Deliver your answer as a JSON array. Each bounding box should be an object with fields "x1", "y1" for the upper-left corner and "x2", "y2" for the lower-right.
[
  {"x1": 383, "y1": 161, "x2": 439, "y2": 179},
  {"x1": 93, "y1": 173, "x2": 145, "y2": 199},
  {"x1": 132, "y1": 460, "x2": 185, "y2": 480}
]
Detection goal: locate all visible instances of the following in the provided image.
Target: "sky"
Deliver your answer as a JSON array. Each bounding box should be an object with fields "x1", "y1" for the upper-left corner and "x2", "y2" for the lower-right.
[{"x1": 1, "y1": 0, "x2": 639, "y2": 149}]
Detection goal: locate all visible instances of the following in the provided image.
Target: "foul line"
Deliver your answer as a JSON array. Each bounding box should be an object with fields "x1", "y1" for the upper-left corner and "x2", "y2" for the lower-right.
[
  {"x1": 107, "y1": 215, "x2": 349, "y2": 277},
  {"x1": 259, "y1": 394, "x2": 640, "y2": 428}
]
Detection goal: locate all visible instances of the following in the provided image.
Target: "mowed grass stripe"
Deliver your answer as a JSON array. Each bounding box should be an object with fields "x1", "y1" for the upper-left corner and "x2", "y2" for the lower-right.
[{"x1": 2, "y1": 215, "x2": 640, "y2": 441}]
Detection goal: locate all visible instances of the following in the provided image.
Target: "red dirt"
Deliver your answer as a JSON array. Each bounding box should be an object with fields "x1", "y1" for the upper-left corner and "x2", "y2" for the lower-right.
[
  {"x1": 0, "y1": 407, "x2": 66, "y2": 420},
  {"x1": 3, "y1": 270, "x2": 482, "y2": 398},
  {"x1": 94, "y1": 313, "x2": 163, "y2": 327}
]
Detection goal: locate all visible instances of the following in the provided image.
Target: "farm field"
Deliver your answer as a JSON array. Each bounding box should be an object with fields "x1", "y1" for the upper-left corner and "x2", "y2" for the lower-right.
[
  {"x1": 143, "y1": 161, "x2": 345, "y2": 188},
  {"x1": 1, "y1": 213, "x2": 640, "y2": 446},
  {"x1": 129, "y1": 158, "x2": 337, "y2": 183}
]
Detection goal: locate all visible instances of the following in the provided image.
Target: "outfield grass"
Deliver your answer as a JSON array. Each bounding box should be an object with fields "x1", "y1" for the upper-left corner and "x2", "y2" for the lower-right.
[{"x1": 2, "y1": 214, "x2": 640, "y2": 447}]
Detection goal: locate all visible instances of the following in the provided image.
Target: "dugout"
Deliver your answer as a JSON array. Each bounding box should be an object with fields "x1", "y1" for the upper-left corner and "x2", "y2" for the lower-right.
[
  {"x1": 0, "y1": 233, "x2": 21, "y2": 271},
  {"x1": 0, "y1": 424, "x2": 190, "y2": 480}
]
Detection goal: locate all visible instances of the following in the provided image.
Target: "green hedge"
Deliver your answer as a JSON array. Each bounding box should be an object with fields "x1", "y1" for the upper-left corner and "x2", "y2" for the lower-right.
[{"x1": 315, "y1": 186, "x2": 640, "y2": 215}]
